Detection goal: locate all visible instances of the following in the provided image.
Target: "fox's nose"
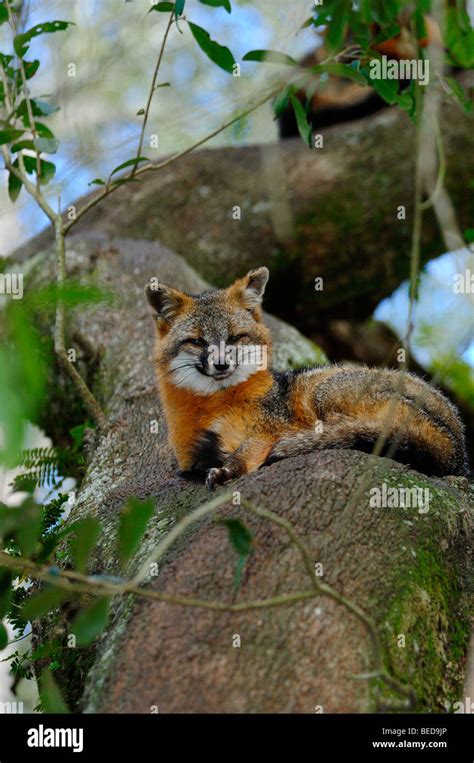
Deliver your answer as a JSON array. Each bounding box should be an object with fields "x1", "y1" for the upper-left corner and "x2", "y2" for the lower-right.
[{"x1": 214, "y1": 362, "x2": 230, "y2": 373}]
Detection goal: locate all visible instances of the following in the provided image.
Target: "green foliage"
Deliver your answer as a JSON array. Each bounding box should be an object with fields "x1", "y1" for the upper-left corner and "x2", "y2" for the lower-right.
[
  {"x1": 0, "y1": 12, "x2": 72, "y2": 196},
  {"x1": 199, "y1": 0, "x2": 232, "y2": 12},
  {"x1": 14, "y1": 21, "x2": 74, "y2": 58},
  {"x1": 0, "y1": 623, "x2": 8, "y2": 649},
  {"x1": 149, "y1": 2, "x2": 175, "y2": 13},
  {"x1": 21, "y1": 586, "x2": 67, "y2": 621},
  {"x1": 444, "y1": 76, "x2": 472, "y2": 113},
  {"x1": 70, "y1": 596, "x2": 110, "y2": 647},
  {"x1": 69, "y1": 516, "x2": 101, "y2": 573},
  {"x1": 0, "y1": 277, "x2": 109, "y2": 466},
  {"x1": 0, "y1": 300, "x2": 48, "y2": 465},
  {"x1": 216, "y1": 517, "x2": 254, "y2": 593},
  {"x1": 243, "y1": 49, "x2": 297, "y2": 66},
  {"x1": 243, "y1": 0, "x2": 473, "y2": 147},
  {"x1": 110, "y1": 156, "x2": 149, "y2": 177},
  {"x1": 118, "y1": 497, "x2": 155, "y2": 568},
  {"x1": 11, "y1": 447, "x2": 66, "y2": 492},
  {"x1": 290, "y1": 94, "x2": 312, "y2": 148},
  {"x1": 0, "y1": 127, "x2": 24, "y2": 144},
  {"x1": 39, "y1": 668, "x2": 70, "y2": 713},
  {"x1": 310, "y1": 62, "x2": 366, "y2": 85},
  {"x1": 188, "y1": 22, "x2": 236, "y2": 74},
  {"x1": 175, "y1": 0, "x2": 186, "y2": 18},
  {"x1": 444, "y1": 5, "x2": 474, "y2": 67}
]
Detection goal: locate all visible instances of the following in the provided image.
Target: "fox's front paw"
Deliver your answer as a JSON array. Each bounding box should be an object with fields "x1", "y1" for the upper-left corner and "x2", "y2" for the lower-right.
[{"x1": 205, "y1": 466, "x2": 233, "y2": 490}]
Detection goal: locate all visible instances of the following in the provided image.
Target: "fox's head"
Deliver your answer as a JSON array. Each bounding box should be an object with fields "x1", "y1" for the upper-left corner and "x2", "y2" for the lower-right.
[{"x1": 145, "y1": 267, "x2": 272, "y2": 394}]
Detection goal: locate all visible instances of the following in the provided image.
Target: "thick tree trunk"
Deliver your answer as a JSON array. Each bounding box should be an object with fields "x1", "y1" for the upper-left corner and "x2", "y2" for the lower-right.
[
  {"x1": 13, "y1": 82, "x2": 474, "y2": 334},
  {"x1": 24, "y1": 234, "x2": 472, "y2": 713}
]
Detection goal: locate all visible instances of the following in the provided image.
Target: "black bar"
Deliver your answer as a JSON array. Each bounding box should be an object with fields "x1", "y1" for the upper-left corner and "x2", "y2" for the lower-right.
[{"x1": 0, "y1": 712, "x2": 472, "y2": 760}]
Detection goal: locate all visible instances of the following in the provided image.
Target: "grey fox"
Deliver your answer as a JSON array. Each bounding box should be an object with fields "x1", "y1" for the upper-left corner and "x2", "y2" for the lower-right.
[{"x1": 145, "y1": 267, "x2": 468, "y2": 489}]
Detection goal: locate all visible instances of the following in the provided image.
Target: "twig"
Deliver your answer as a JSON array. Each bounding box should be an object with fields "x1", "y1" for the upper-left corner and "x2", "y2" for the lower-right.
[
  {"x1": 132, "y1": 12, "x2": 174, "y2": 177},
  {"x1": 53, "y1": 220, "x2": 108, "y2": 431},
  {"x1": 63, "y1": 85, "x2": 282, "y2": 234},
  {"x1": 0, "y1": 550, "x2": 316, "y2": 613}
]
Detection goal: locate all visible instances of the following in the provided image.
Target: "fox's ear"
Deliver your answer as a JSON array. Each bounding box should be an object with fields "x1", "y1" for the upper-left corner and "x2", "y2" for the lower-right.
[
  {"x1": 232, "y1": 267, "x2": 269, "y2": 311},
  {"x1": 145, "y1": 281, "x2": 191, "y2": 323}
]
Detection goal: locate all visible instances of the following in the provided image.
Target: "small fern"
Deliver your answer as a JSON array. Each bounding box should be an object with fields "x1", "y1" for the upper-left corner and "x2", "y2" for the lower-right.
[
  {"x1": 11, "y1": 447, "x2": 64, "y2": 492},
  {"x1": 41, "y1": 493, "x2": 69, "y2": 536}
]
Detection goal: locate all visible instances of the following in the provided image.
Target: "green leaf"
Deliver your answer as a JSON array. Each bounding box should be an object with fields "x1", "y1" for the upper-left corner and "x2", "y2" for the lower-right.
[
  {"x1": 14, "y1": 21, "x2": 74, "y2": 58},
  {"x1": 0, "y1": 5, "x2": 8, "y2": 25},
  {"x1": 175, "y1": 0, "x2": 185, "y2": 17},
  {"x1": 17, "y1": 98, "x2": 59, "y2": 124},
  {"x1": 445, "y1": 8, "x2": 474, "y2": 68},
  {"x1": 233, "y1": 553, "x2": 246, "y2": 593},
  {"x1": 39, "y1": 669, "x2": 69, "y2": 713},
  {"x1": 369, "y1": 75, "x2": 398, "y2": 105},
  {"x1": 23, "y1": 59, "x2": 40, "y2": 79},
  {"x1": 326, "y1": 2, "x2": 349, "y2": 50},
  {"x1": 88, "y1": 178, "x2": 105, "y2": 186},
  {"x1": 370, "y1": 0, "x2": 400, "y2": 27},
  {"x1": 272, "y1": 88, "x2": 290, "y2": 119},
  {"x1": 298, "y1": 16, "x2": 315, "y2": 33},
  {"x1": 70, "y1": 596, "x2": 110, "y2": 647},
  {"x1": 311, "y1": 62, "x2": 366, "y2": 85},
  {"x1": 0, "y1": 571, "x2": 12, "y2": 619},
  {"x1": 0, "y1": 623, "x2": 8, "y2": 650},
  {"x1": 444, "y1": 76, "x2": 473, "y2": 113},
  {"x1": 217, "y1": 518, "x2": 253, "y2": 556},
  {"x1": 16, "y1": 501, "x2": 41, "y2": 557},
  {"x1": 8, "y1": 168, "x2": 22, "y2": 203},
  {"x1": 69, "y1": 516, "x2": 101, "y2": 573},
  {"x1": 11, "y1": 139, "x2": 36, "y2": 152},
  {"x1": 394, "y1": 92, "x2": 414, "y2": 111},
  {"x1": 21, "y1": 586, "x2": 67, "y2": 621},
  {"x1": 36, "y1": 136, "x2": 59, "y2": 154},
  {"x1": 217, "y1": 518, "x2": 253, "y2": 594},
  {"x1": 290, "y1": 94, "x2": 312, "y2": 148},
  {"x1": 242, "y1": 49, "x2": 297, "y2": 66},
  {"x1": 188, "y1": 22, "x2": 236, "y2": 74},
  {"x1": 118, "y1": 498, "x2": 155, "y2": 568},
  {"x1": 0, "y1": 128, "x2": 25, "y2": 145},
  {"x1": 110, "y1": 156, "x2": 149, "y2": 176},
  {"x1": 22, "y1": 155, "x2": 56, "y2": 184},
  {"x1": 34, "y1": 121, "x2": 55, "y2": 138},
  {"x1": 149, "y1": 2, "x2": 175, "y2": 12},
  {"x1": 199, "y1": 0, "x2": 231, "y2": 13}
]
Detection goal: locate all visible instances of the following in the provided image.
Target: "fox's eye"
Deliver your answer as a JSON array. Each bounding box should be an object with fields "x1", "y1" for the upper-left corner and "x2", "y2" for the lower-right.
[
  {"x1": 183, "y1": 337, "x2": 205, "y2": 347},
  {"x1": 228, "y1": 333, "x2": 250, "y2": 344}
]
